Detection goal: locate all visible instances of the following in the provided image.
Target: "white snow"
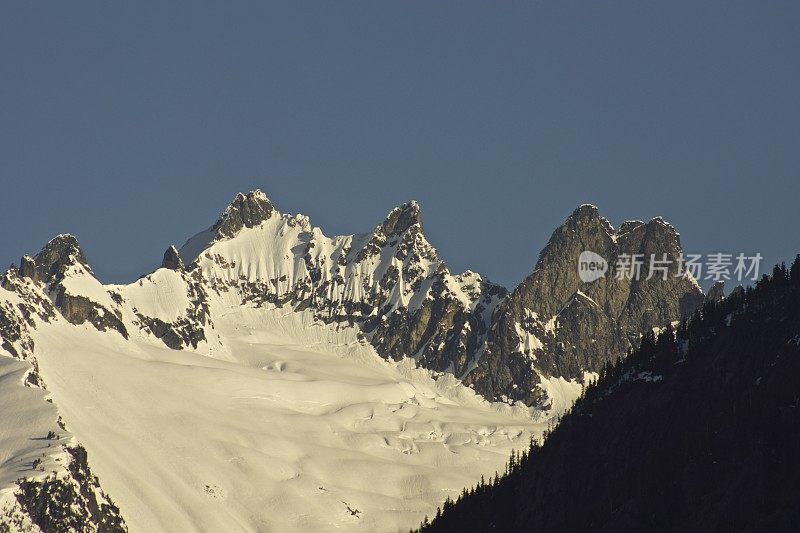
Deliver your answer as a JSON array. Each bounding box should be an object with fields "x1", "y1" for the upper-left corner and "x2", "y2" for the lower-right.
[
  {"x1": 514, "y1": 323, "x2": 544, "y2": 356},
  {"x1": 23, "y1": 298, "x2": 545, "y2": 532},
  {"x1": 535, "y1": 371, "x2": 597, "y2": 415},
  {"x1": 179, "y1": 227, "x2": 217, "y2": 266},
  {"x1": 575, "y1": 290, "x2": 599, "y2": 307},
  {"x1": 177, "y1": 203, "x2": 484, "y2": 325},
  {"x1": 0, "y1": 356, "x2": 69, "y2": 491},
  {"x1": 0, "y1": 199, "x2": 570, "y2": 532},
  {"x1": 59, "y1": 264, "x2": 120, "y2": 313},
  {"x1": 115, "y1": 269, "x2": 192, "y2": 323}
]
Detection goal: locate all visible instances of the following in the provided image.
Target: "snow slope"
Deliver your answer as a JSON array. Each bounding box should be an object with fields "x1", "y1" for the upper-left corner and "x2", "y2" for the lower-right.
[
  {"x1": 0, "y1": 190, "x2": 611, "y2": 532},
  {"x1": 23, "y1": 293, "x2": 543, "y2": 532},
  {"x1": 0, "y1": 356, "x2": 68, "y2": 490}
]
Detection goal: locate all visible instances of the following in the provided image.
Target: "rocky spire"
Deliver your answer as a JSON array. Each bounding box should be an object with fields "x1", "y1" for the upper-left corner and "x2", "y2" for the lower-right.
[
  {"x1": 19, "y1": 234, "x2": 90, "y2": 283},
  {"x1": 14, "y1": 234, "x2": 128, "y2": 338},
  {"x1": 558, "y1": 204, "x2": 616, "y2": 236},
  {"x1": 161, "y1": 245, "x2": 184, "y2": 271},
  {"x1": 380, "y1": 201, "x2": 423, "y2": 236},
  {"x1": 212, "y1": 189, "x2": 275, "y2": 239},
  {"x1": 465, "y1": 204, "x2": 705, "y2": 406}
]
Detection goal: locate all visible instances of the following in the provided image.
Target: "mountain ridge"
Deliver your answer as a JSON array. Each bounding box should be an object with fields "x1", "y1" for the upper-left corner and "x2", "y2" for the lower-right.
[
  {"x1": 0, "y1": 188, "x2": 709, "y2": 532},
  {"x1": 8, "y1": 189, "x2": 704, "y2": 408}
]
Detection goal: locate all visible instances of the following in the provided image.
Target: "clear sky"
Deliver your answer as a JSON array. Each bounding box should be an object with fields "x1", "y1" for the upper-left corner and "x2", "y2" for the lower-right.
[{"x1": 2, "y1": 1, "x2": 799, "y2": 289}]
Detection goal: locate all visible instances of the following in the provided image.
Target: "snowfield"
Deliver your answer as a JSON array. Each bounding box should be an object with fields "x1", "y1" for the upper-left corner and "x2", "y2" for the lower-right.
[
  {"x1": 0, "y1": 192, "x2": 592, "y2": 532},
  {"x1": 22, "y1": 303, "x2": 545, "y2": 532}
]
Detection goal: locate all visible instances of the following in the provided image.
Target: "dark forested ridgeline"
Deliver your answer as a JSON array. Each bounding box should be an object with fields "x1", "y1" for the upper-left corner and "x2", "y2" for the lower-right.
[{"x1": 419, "y1": 257, "x2": 800, "y2": 532}]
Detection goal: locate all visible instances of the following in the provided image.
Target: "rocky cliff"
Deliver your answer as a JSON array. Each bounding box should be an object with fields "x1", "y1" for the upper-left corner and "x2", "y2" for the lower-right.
[{"x1": 466, "y1": 205, "x2": 704, "y2": 405}]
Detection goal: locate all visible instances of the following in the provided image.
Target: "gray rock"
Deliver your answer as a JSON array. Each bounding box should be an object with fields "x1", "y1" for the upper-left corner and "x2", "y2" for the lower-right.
[
  {"x1": 212, "y1": 189, "x2": 275, "y2": 239},
  {"x1": 16, "y1": 235, "x2": 128, "y2": 338},
  {"x1": 381, "y1": 201, "x2": 423, "y2": 236},
  {"x1": 161, "y1": 245, "x2": 184, "y2": 271},
  {"x1": 54, "y1": 288, "x2": 128, "y2": 339},
  {"x1": 19, "y1": 234, "x2": 89, "y2": 284},
  {"x1": 14, "y1": 445, "x2": 126, "y2": 532},
  {"x1": 464, "y1": 205, "x2": 704, "y2": 405}
]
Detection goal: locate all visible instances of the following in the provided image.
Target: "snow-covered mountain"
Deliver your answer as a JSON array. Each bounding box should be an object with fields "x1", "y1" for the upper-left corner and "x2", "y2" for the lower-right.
[
  {"x1": 174, "y1": 190, "x2": 506, "y2": 380},
  {"x1": 0, "y1": 190, "x2": 703, "y2": 531}
]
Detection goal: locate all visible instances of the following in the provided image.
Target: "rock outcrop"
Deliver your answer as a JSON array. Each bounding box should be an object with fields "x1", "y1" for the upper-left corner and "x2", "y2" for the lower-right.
[
  {"x1": 12, "y1": 446, "x2": 127, "y2": 533},
  {"x1": 212, "y1": 189, "x2": 275, "y2": 239},
  {"x1": 160, "y1": 245, "x2": 184, "y2": 271},
  {"x1": 18, "y1": 235, "x2": 128, "y2": 339},
  {"x1": 465, "y1": 205, "x2": 704, "y2": 405}
]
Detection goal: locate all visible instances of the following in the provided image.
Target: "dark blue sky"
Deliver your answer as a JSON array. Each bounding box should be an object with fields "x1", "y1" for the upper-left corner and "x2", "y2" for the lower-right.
[{"x1": 2, "y1": 2, "x2": 799, "y2": 289}]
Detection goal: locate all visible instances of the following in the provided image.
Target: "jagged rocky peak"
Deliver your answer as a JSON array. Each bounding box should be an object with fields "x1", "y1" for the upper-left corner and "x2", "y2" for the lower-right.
[
  {"x1": 564, "y1": 203, "x2": 614, "y2": 231},
  {"x1": 177, "y1": 189, "x2": 279, "y2": 266},
  {"x1": 525, "y1": 208, "x2": 693, "y2": 317},
  {"x1": 161, "y1": 245, "x2": 184, "y2": 271},
  {"x1": 356, "y1": 200, "x2": 433, "y2": 264},
  {"x1": 212, "y1": 189, "x2": 275, "y2": 239},
  {"x1": 509, "y1": 205, "x2": 616, "y2": 319},
  {"x1": 12, "y1": 233, "x2": 130, "y2": 339},
  {"x1": 465, "y1": 204, "x2": 705, "y2": 406},
  {"x1": 380, "y1": 200, "x2": 423, "y2": 236},
  {"x1": 19, "y1": 234, "x2": 90, "y2": 283}
]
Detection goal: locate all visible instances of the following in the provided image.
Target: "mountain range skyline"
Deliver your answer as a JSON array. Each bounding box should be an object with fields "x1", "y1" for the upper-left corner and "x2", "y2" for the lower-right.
[
  {"x1": 2, "y1": 186, "x2": 782, "y2": 292},
  {"x1": 0, "y1": 185, "x2": 715, "y2": 530},
  {"x1": 3, "y1": 2, "x2": 799, "y2": 288},
  {"x1": 2, "y1": 4, "x2": 798, "y2": 531},
  {"x1": 6, "y1": 188, "x2": 706, "y2": 407}
]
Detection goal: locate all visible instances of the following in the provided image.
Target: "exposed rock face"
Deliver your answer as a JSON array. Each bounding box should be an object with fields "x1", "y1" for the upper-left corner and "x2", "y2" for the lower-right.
[
  {"x1": 363, "y1": 271, "x2": 506, "y2": 376},
  {"x1": 17, "y1": 235, "x2": 128, "y2": 339},
  {"x1": 465, "y1": 205, "x2": 704, "y2": 405},
  {"x1": 160, "y1": 245, "x2": 184, "y2": 271},
  {"x1": 19, "y1": 235, "x2": 89, "y2": 284},
  {"x1": 58, "y1": 292, "x2": 127, "y2": 338},
  {"x1": 0, "y1": 299, "x2": 35, "y2": 361},
  {"x1": 18, "y1": 255, "x2": 38, "y2": 282},
  {"x1": 0, "y1": 269, "x2": 57, "y2": 364},
  {"x1": 380, "y1": 201, "x2": 423, "y2": 236},
  {"x1": 133, "y1": 270, "x2": 211, "y2": 350},
  {"x1": 13, "y1": 446, "x2": 127, "y2": 533},
  {"x1": 211, "y1": 189, "x2": 275, "y2": 239}
]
